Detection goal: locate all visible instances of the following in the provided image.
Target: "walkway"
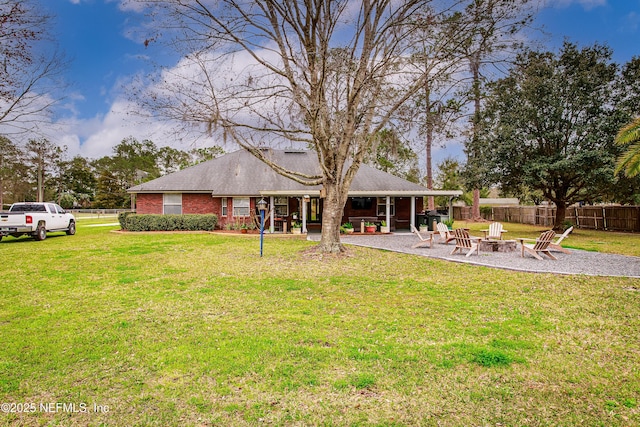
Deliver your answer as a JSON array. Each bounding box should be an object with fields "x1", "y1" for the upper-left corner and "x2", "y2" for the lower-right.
[{"x1": 309, "y1": 232, "x2": 640, "y2": 278}]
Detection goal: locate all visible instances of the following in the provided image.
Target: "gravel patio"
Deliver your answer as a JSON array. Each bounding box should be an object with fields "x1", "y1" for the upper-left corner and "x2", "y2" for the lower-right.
[{"x1": 309, "y1": 232, "x2": 640, "y2": 278}]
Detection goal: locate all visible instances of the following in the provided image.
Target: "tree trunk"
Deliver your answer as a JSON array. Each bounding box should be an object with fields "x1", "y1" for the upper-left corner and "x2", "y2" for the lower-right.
[
  {"x1": 426, "y1": 134, "x2": 435, "y2": 210},
  {"x1": 316, "y1": 181, "x2": 346, "y2": 254},
  {"x1": 554, "y1": 201, "x2": 567, "y2": 231},
  {"x1": 425, "y1": 81, "x2": 435, "y2": 211},
  {"x1": 472, "y1": 188, "x2": 481, "y2": 220}
]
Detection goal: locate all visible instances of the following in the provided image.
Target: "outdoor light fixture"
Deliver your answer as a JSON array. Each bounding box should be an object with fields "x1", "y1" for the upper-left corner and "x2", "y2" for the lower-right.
[{"x1": 257, "y1": 198, "x2": 268, "y2": 257}]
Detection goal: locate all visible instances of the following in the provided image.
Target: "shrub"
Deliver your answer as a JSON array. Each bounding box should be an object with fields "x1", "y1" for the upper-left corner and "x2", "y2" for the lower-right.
[
  {"x1": 118, "y1": 211, "x2": 134, "y2": 229},
  {"x1": 121, "y1": 214, "x2": 218, "y2": 232}
]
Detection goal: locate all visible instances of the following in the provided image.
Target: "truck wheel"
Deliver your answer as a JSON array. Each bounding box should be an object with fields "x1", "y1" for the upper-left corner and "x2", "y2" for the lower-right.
[
  {"x1": 66, "y1": 220, "x2": 76, "y2": 235},
  {"x1": 34, "y1": 225, "x2": 47, "y2": 241}
]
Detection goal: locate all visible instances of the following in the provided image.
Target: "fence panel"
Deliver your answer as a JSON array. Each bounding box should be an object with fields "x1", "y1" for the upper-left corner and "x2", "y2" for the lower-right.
[{"x1": 453, "y1": 205, "x2": 639, "y2": 232}]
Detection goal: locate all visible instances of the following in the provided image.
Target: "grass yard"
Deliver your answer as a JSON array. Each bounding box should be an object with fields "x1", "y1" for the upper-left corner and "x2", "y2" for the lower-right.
[{"x1": 1, "y1": 221, "x2": 639, "y2": 426}]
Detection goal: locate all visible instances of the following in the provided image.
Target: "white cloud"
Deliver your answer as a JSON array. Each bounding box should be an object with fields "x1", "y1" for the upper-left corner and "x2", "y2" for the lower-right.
[
  {"x1": 622, "y1": 11, "x2": 640, "y2": 32},
  {"x1": 547, "y1": 0, "x2": 607, "y2": 10}
]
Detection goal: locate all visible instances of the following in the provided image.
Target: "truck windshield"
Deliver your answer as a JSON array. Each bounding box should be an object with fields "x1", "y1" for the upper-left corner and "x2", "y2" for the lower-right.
[{"x1": 9, "y1": 204, "x2": 47, "y2": 212}]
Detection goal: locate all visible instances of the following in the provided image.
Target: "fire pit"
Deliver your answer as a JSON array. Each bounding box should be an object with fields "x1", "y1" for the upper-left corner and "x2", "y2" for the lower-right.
[{"x1": 479, "y1": 239, "x2": 518, "y2": 253}]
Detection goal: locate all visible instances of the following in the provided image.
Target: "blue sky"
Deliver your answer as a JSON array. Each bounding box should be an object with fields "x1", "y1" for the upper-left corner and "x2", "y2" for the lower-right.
[{"x1": 40, "y1": 0, "x2": 640, "y2": 160}]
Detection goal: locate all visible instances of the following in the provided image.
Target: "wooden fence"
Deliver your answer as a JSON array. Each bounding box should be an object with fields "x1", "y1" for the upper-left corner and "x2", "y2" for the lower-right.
[{"x1": 453, "y1": 205, "x2": 640, "y2": 232}]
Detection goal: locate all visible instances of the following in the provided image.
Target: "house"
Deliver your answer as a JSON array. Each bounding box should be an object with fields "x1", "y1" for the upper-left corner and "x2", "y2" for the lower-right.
[{"x1": 127, "y1": 149, "x2": 462, "y2": 232}]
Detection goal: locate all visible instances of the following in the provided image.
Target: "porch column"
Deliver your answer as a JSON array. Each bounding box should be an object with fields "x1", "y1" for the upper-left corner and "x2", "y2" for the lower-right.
[
  {"x1": 410, "y1": 196, "x2": 416, "y2": 226},
  {"x1": 302, "y1": 197, "x2": 308, "y2": 233},
  {"x1": 386, "y1": 196, "x2": 391, "y2": 229},
  {"x1": 269, "y1": 196, "x2": 275, "y2": 233}
]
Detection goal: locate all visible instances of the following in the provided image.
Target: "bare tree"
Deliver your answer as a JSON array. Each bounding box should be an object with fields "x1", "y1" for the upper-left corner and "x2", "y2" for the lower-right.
[
  {"x1": 0, "y1": 0, "x2": 67, "y2": 135},
  {"x1": 133, "y1": 0, "x2": 441, "y2": 253}
]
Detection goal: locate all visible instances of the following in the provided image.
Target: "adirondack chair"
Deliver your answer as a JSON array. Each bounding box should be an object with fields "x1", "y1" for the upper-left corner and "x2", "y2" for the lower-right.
[
  {"x1": 411, "y1": 224, "x2": 434, "y2": 248},
  {"x1": 410, "y1": 224, "x2": 434, "y2": 248},
  {"x1": 518, "y1": 230, "x2": 557, "y2": 260},
  {"x1": 436, "y1": 222, "x2": 456, "y2": 244},
  {"x1": 481, "y1": 222, "x2": 507, "y2": 240},
  {"x1": 450, "y1": 228, "x2": 480, "y2": 257},
  {"x1": 549, "y1": 226, "x2": 573, "y2": 253}
]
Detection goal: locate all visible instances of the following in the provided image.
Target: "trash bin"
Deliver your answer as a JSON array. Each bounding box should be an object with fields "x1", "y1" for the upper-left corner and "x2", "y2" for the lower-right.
[
  {"x1": 426, "y1": 210, "x2": 440, "y2": 231},
  {"x1": 416, "y1": 214, "x2": 427, "y2": 228},
  {"x1": 425, "y1": 210, "x2": 450, "y2": 230}
]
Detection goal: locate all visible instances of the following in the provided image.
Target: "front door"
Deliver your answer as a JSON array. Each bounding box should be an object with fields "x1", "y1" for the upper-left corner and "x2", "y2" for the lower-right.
[{"x1": 306, "y1": 197, "x2": 322, "y2": 223}]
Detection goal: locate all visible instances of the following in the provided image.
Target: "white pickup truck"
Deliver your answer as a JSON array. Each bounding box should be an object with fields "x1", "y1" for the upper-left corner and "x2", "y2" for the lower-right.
[{"x1": 0, "y1": 202, "x2": 76, "y2": 241}]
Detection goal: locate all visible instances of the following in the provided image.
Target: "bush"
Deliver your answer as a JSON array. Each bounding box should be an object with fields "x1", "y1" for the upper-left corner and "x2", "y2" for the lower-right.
[
  {"x1": 121, "y1": 214, "x2": 218, "y2": 232},
  {"x1": 118, "y1": 211, "x2": 134, "y2": 229}
]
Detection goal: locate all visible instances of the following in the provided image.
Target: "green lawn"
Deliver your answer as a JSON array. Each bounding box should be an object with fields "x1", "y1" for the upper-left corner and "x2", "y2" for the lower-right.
[{"x1": 1, "y1": 221, "x2": 639, "y2": 426}]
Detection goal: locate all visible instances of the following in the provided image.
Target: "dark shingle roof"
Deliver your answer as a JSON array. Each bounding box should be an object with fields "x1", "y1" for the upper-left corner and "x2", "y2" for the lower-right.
[{"x1": 128, "y1": 149, "x2": 458, "y2": 197}]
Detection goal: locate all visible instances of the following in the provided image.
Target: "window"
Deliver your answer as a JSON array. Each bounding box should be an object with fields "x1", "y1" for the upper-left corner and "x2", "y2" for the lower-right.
[
  {"x1": 351, "y1": 197, "x2": 373, "y2": 210},
  {"x1": 163, "y1": 193, "x2": 182, "y2": 214},
  {"x1": 221, "y1": 197, "x2": 228, "y2": 216},
  {"x1": 274, "y1": 197, "x2": 288, "y2": 216},
  {"x1": 233, "y1": 197, "x2": 250, "y2": 216},
  {"x1": 377, "y1": 197, "x2": 395, "y2": 216}
]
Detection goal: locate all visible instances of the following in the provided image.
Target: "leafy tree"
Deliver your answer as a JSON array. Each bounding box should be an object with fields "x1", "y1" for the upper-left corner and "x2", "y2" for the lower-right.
[
  {"x1": 188, "y1": 146, "x2": 225, "y2": 165},
  {"x1": 24, "y1": 138, "x2": 66, "y2": 202},
  {"x1": 93, "y1": 137, "x2": 160, "y2": 208},
  {"x1": 434, "y1": 157, "x2": 465, "y2": 206},
  {"x1": 472, "y1": 42, "x2": 623, "y2": 229},
  {"x1": 365, "y1": 129, "x2": 420, "y2": 183},
  {"x1": 93, "y1": 170, "x2": 128, "y2": 209},
  {"x1": 0, "y1": 135, "x2": 21, "y2": 207},
  {"x1": 134, "y1": 0, "x2": 457, "y2": 253},
  {"x1": 60, "y1": 156, "x2": 97, "y2": 206},
  {"x1": 613, "y1": 57, "x2": 640, "y2": 179},
  {"x1": 157, "y1": 146, "x2": 191, "y2": 175},
  {"x1": 614, "y1": 117, "x2": 640, "y2": 177}
]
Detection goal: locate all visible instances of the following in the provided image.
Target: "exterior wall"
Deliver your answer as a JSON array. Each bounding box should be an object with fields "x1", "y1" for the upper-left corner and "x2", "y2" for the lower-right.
[
  {"x1": 135, "y1": 193, "x2": 425, "y2": 230},
  {"x1": 136, "y1": 193, "x2": 217, "y2": 216},
  {"x1": 136, "y1": 193, "x2": 163, "y2": 214},
  {"x1": 217, "y1": 196, "x2": 260, "y2": 229},
  {"x1": 182, "y1": 193, "x2": 216, "y2": 214}
]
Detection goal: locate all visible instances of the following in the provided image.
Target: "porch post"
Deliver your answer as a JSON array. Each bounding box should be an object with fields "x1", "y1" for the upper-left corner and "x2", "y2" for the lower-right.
[
  {"x1": 386, "y1": 196, "x2": 391, "y2": 229},
  {"x1": 302, "y1": 197, "x2": 308, "y2": 233},
  {"x1": 411, "y1": 196, "x2": 416, "y2": 226},
  {"x1": 269, "y1": 196, "x2": 275, "y2": 233}
]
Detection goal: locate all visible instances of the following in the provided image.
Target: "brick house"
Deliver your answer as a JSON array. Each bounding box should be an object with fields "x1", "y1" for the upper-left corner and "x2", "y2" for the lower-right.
[{"x1": 127, "y1": 149, "x2": 461, "y2": 232}]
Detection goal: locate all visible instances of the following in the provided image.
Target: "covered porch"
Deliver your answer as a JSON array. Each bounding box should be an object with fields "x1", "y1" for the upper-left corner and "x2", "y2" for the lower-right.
[{"x1": 259, "y1": 189, "x2": 463, "y2": 234}]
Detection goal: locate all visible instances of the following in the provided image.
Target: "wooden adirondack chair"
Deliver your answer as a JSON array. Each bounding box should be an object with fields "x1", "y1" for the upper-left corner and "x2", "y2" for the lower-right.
[
  {"x1": 549, "y1": 226, "x2": 573, "y2": 253},
  {"x1": 410, "y1": 224, "x2": 434, "y2": 248},
  {"x1": 436, "y1": 222, "x2": 456, "y2": 244},
  {"x1": 450, "y1": 228, "x2": 480, "y2": 257},
  {"x1": 518, "y1": 230, "x2": 557, "y2": 260},
  {"x1": 482, "y1": 222, "x2": 507, "y2": 240}
]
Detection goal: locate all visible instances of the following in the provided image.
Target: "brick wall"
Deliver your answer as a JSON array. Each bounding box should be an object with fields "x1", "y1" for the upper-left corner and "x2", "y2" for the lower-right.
[
  {"x1": 183, "y1": 193, "x2": 216, "y2": 214},
  {"x1": 136, "y1": 193, "x2": 218, "y2": 216},
  {"x1": 136, "y1": 193, "x2": 163, "y2": 214}
]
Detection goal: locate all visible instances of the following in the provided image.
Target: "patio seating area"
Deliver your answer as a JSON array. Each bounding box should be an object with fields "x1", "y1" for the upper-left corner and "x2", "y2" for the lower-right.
[{"x1": 309, "y1": 232, "x2": 640, "y2": 278}]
